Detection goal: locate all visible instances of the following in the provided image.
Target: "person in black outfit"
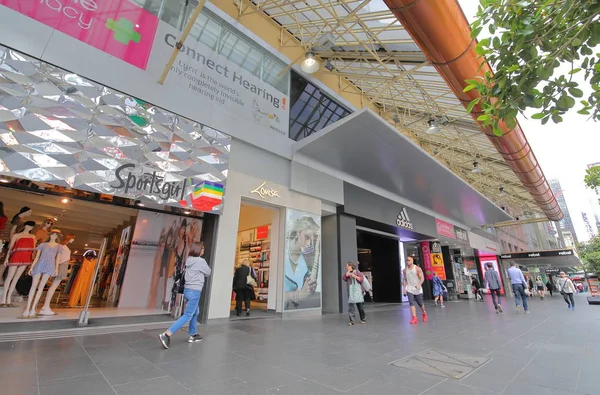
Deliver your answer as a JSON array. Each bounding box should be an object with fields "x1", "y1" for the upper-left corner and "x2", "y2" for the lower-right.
[
  {"x1": 471, "y1": 275, "x2": 483, "y2": 302},
  {"x1": 546, "y1": 279, "x2": 554, "y2": 297},
  {"x1": 233, "y1": 259, "x2": 257, "y2": 316}
]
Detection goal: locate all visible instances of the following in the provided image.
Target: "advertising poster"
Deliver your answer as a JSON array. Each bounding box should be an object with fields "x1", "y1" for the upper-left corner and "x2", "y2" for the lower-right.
[
  {"x1": 119, "y1": 211, "x2": 202, "y2": 310},
  {"x1": 588, "y1": 278, "x2": 599, "y2": 296},
  {"x1": 421, "y1": 242, "x2": 433, "y2": 280},
  {"x1": 284, "y1": 209, "x2": 321, "y2": 311},
  {"x1": 106, "y1": 226, "x2": 131, "y2": 304},
  {"x1": 431, "y1": 253, "x2": 446, "y2": 280}
]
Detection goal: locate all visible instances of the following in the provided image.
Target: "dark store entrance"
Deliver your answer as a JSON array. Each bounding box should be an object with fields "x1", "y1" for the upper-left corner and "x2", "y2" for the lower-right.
[{"x1": 356, "y1": 230, "x2": 401, "y2": 303}]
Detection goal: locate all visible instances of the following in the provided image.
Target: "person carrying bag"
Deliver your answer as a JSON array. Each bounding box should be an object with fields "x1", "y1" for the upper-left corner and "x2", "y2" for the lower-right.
[{"x1": 343, "y1": 261, "x2": 366, "y2": 326}]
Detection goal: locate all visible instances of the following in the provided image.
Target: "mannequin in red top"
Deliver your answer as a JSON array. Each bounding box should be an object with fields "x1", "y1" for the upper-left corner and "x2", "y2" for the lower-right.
[{"x1": 1, "y1": 221, "x2": 36, "y2": 307}]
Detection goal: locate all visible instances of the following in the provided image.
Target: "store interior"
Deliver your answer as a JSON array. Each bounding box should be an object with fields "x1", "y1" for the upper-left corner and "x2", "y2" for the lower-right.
[
  {"x1": 0, "y1": 186, "x2": 169, "y2": 323},
  {"x1": 356, "y1": 230, "x2": 402, "y2": 303},
  {"x1": 231, "y1": 202, "x2": 280, "y2": 318}
]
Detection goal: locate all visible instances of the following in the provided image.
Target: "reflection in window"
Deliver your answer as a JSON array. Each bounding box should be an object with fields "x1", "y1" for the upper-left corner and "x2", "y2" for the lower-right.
[
  {"x1": 289, "y1": 71, "x2": 351, "y2": 141},
  {"x1": 127, "y1": 0, "x2": 288, "y2": 95}
]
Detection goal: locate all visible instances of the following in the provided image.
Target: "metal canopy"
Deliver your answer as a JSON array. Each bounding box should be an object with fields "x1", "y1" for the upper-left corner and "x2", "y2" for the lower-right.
[
  {"x1": 293, "y1": 108, "x2": 512, "y2": 228},
  {"x1": 235, "y1": 0, "x2": 541, "y2": 218}
]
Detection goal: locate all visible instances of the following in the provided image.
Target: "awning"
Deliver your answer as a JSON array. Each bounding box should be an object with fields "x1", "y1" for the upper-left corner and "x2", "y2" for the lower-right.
[
  {"x1": 499, "y1": 249, "x2": 582, "y2": 270},
  {"x1": 292, "y1": 108, "x2": 511, "y2": 228}
]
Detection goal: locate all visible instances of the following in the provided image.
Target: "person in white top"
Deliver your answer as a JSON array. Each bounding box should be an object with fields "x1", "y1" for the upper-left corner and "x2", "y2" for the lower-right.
[
  {"x1": 558, "y1": 271, "x2": 577, "y2": 310},
  {"x1": 403, "y1": 257, "x2": 427, "y2": 324}
]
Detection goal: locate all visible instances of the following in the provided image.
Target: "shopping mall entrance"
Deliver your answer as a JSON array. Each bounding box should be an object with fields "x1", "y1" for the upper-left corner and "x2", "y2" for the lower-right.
[
  {"x1": 230, "y1": 201, "x2": 281, "y2": 319},
  {"x1": 356, "y1": 230, "x2": 401, "y2": 303},
  {"x1": 0, "y1": 181, "x2": 207, "y2": 331}
]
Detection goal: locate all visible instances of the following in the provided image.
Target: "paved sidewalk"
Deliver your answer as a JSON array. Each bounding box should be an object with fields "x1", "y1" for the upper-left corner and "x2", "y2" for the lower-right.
[{"x1": 1, "y1": 294, "x2": 599, "y2": 395}]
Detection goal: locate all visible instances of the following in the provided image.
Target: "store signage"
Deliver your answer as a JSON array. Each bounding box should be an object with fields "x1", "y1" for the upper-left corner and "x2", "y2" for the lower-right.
[
  {"x1": 435, "y1": 218, "x2": 469, "y2": 242},
  {"x1": 396, "y1": 208, "x2": 413, "y2": 230},
  {"x1": 250, "y1": 182, "x2": 281, "y2": 199},
  {"x1": 255, "y1": 225, "x2": 269, "y2": 240},
  {"x1": 455, "y1": 228, "x2": 469, "y2": 242},
  {"x1": 0, "y1": 0, "x2": 159, "y2": 69},
  {"x1": 545, "y1": 268, "x2": 561, "y2": 274},
  {"x1": 435, "y1": 219, "x2": 455, "y2": 238},
  {"x1": 110, "y1": 164, "x2": 188, "y2": 201},
  {"x1": 500, "y1": 249, "x2": 574, "y2": 260}
]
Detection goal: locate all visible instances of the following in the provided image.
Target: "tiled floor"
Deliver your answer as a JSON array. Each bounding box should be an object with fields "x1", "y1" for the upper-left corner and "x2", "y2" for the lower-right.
[{"x1": 1, "y1": 293, "x2": 599, "y2": 395}]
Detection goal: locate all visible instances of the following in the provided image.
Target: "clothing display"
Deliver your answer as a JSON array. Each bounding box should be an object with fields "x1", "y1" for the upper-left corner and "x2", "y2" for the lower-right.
[
  {"x1": 55, "y1": 244, "x2": 71, "y2": 280},
  {"x1": 32, "y1": 242, "x2": 60, "y2": 276},
  {"x1": 67, "y1": 256, "x2": 98, "y2": 307},
  {"x1": 35, "y1": 228, "x2": 49, "y2": 244},
  {"x1": 7, "y1": 236, "x2": 35, "y2": 266}
]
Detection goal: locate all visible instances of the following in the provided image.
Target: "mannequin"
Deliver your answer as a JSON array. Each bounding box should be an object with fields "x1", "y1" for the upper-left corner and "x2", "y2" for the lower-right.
[
  {"x1": 34, "y1": 219, "x2": 54, "y2": 245},
  {"x1": 23, "y1": 230, "x2": 62, "y2": 318},
  {"x1": 68, "y1": 250, "x2": 98, "y2": 307},
  {"x1": 8, "y1": 206, "x2": 32, "y2": 240},
  {"x1": 39, "y1": 234, "x2": 75, "y2": 316},
  {"x1": 0, "y1": 202, "x2": 8, "y2": 285},
  {"x1": 1, "y1": 221, "x2": 36, "y2": 308}
]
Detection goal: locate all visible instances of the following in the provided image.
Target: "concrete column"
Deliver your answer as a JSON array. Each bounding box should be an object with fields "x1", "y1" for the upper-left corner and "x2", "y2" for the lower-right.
[{"x1": 321, "y1": 213, "x2": 358, "y2": 314}]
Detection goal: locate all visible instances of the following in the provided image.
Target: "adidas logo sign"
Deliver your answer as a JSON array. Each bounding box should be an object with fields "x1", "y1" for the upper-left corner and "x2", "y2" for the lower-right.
[{"x1": 396, "y1": 208, "x2": 413, "y2": 230}]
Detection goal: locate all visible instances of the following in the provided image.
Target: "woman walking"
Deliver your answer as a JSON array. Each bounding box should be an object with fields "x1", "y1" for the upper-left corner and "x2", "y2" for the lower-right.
[
  {"x1": 232, "y1": 259, "x2": 257, "y2": 317},
  {"x1": 343, "y1": 262, "x2": 366, "y2": 325},
  {"x1": 471, "y1": 275, "x2": 483, "y2": 302},
  {"x1": 558, "y1": 272, "x2": 577, "y2": 310},
  {"x1": 159, "y1": 242, "x2": 211, "y2": 349},
  {"x1": 546, "y1": 279, "x2": 554, "y2": 297},
  {"x1": 432, "y1": 273, "x2": 445, "y2": 307},
  {"x1": 536, "y1": 277, "x2": 545, "y2": 299}
]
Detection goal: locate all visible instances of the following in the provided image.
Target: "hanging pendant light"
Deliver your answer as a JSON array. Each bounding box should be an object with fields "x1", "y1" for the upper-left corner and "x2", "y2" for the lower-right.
[
  {"x1": 425, "y1": 119, "x2": 440, "y2": 134},
  {"x1": 301, "y1": 52, "x2": 320, "y2": 74}
]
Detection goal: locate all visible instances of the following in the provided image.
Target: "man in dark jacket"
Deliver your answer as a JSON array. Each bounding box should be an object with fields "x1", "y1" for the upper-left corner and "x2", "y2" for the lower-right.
[
  {"x1": 484, "y1": 262, "x2": 503, "y2": 313},
  {"x1": 233, "y1": 259, "x2": 257, "y2": 316}
]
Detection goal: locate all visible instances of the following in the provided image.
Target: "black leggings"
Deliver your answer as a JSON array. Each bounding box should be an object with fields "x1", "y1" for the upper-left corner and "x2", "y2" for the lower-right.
[{"x1": 563, "y1": 292, "x2": 574, "y2": 307}]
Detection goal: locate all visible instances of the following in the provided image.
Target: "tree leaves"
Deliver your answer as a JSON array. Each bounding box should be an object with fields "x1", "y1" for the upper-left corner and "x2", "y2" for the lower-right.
[{"x1": 466, "y1": 0, "x2": 600, "y2": 126}]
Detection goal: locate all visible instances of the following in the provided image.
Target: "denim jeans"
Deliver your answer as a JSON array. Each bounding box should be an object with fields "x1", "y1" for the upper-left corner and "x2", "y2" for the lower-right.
[
  {"x1": 512, "y1": 283, "x2": 528, "y2": 311},
  {"x1": 348, "y1": 302, "x2": 366, "y2": 324},
  {"x1": 490, "y1": 288, "x2": 501, "y2": 309},
  {"x1": 168, "y1": 288, "x2": 201, "y2": 335}
]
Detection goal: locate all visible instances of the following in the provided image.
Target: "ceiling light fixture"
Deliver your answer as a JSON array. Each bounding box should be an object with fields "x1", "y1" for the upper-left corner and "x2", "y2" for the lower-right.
[
  {"x1": 183, "y1": 210, "x2": 191, "y2": 215},
  {"x1": 391, "y1": 114, "x2": 400, "y2": 124},
  {"x1": 499, "y1": 187, "x2": 506, "y2": 197},
  {"x1": 61, "y1": 198, "x2": 70, "y2": 204},
  {"x1": 472, "y1": 161, "x2": 481, "y2": 173},
  {"x1": 425, "y1": 119, "x2": 440, "y2": 134},
  {"x1": 324, "y1": 59, "x2": 334, "y2": 72},
  {"x1": 301, "y1": 52, "x2": 320, "y2": 74},
  {"x1": 137, "y1": 202, "x2": 145, "y2": 207},
  {"x1": 0, "y1": 178, "x2": 9, "y2": 183}
]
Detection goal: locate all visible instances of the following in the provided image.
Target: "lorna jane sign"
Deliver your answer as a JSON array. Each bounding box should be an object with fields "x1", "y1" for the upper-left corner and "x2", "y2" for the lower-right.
[{"x1": 0, "y1": 0, "x2": 159, "y2": 69}]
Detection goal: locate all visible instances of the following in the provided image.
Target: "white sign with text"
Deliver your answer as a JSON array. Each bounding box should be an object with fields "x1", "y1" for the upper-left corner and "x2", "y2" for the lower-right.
[{"x1": 146, "y1": 23, "x2": 289, "y2": 137}]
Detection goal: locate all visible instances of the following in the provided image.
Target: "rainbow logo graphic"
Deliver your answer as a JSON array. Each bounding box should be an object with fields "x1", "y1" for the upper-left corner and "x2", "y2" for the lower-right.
[{"x1": 180, "y1": 181, "x2": 224, "y2": 212}]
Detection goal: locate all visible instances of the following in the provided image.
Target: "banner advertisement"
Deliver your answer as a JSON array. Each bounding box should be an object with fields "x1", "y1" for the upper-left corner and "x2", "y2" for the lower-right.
[
  {"x1": 420, "y1": 241, "x2": 433, "y2": 280},
  {"x1": 119, "y1": 211, "x2": 202, "y2": 310},
  {"x1": 146, "y1": 23, "x2": 289, "y2": 137},
  {"x1": 589, "y1": 278, "x2": 599, "y2": 296},
  {"x1": 0, "y1": 0, "x2": 160, "y2": 69},
  {"x1": 435, "y1": 219, "x2": 455, "y2": 239},
  {"x1": 283, "y1": 209, "x2": 321, "y2": 311}
]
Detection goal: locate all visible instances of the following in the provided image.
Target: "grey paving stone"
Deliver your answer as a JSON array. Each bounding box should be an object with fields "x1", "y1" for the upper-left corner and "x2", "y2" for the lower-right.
[
  {"x1": 96, "y1": 356, "x2": 166, "y2": 386},
  {"x1": 267, "y1": 378, "x2": 344, "y2": 394},
  {"x1": 0, "y1": 371, "x2": 39, "y2": 395},
  {"x1": 37, "y1": 354, "x2": 99, "y2": 383},
  {"x1": 39, "y1": 373, "x2": 114, "y2": 395},
  {"x1": 84, "y1": 343, "x2": 140, "y2": 363},
  {"x1": 113, "y1": 376, "x2": 191, "y2": 395}
]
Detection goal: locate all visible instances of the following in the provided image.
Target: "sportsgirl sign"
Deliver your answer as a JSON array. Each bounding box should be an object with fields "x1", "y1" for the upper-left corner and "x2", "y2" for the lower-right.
[{"x1": 0, "y1": 0, "x2": 159, "y2": 69}]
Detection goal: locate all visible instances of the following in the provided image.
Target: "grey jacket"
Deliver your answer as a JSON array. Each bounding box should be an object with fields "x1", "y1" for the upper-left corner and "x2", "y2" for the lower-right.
[
  {"x1": 484, "y1": 269, "x2": 501, "y2": 290},
  {"x1": 184, "y1": 256, "x2": 212, "y2": 291}
]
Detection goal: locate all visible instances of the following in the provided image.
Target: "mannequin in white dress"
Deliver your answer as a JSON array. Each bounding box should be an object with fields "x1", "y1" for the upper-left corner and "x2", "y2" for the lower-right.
[{"x1": 38, "y1": 234, "x2": 75, "y2": 316}]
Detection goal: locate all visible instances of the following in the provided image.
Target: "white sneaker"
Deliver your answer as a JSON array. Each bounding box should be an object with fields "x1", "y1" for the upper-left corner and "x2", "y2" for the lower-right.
[
  {"x1": 21, "y1": 310, "x2": 32, "y2": 318},
  {"x1": 38, "y1": 308, "x2": 55, "y2": 316}
]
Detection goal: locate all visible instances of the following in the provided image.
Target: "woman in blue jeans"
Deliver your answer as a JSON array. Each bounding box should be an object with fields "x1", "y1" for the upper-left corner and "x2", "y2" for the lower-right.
[{"x1": 159, "y1": 242, "x2": 211, "y2": 348}]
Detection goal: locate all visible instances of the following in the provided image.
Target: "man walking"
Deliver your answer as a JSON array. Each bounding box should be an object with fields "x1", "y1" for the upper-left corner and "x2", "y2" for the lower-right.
[
  {"x1": 506, "y1": 262, "x2": 530, "y2": 314},
  {"x1": 484, "y1": 262, "x2": 503, "y2": 313},
  {"x1": 403, "y1": 257, "x2": 427, "y2": 324}
]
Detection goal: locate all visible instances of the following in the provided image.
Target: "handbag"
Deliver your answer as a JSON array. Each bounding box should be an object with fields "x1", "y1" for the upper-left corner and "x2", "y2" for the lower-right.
[
  {"x1": 361, "y1": 276, "x2": 372, "y2": 293},
  {"x1": 246, "y1": 267, "x2": 257, "y2": 287},
  {"x1": 348, "y1": 278, "x2": 364, "y2": 304}
]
